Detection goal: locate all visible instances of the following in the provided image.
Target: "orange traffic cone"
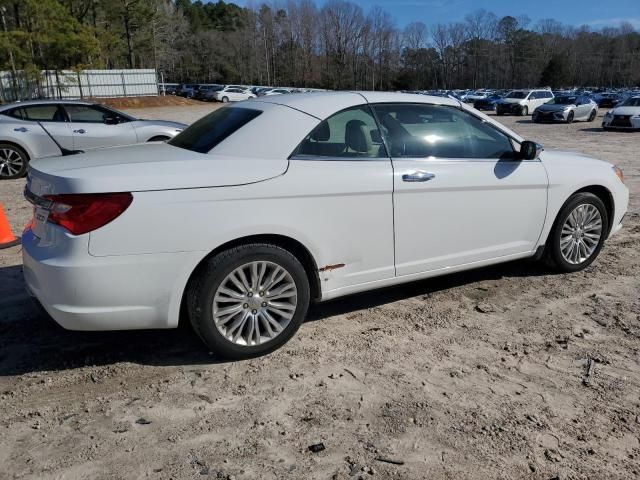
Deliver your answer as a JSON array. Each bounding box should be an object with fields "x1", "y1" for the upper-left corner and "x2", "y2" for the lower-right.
[{"x1": 0, "y1": 203, "x2": 20, "y2": 249}]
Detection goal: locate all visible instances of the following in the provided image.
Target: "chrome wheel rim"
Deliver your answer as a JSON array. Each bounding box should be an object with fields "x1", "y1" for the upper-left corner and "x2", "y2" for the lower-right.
[
  {"x1": 0, "y1": 147, "x2": 24, "y2": 177},
  {"x1": 560, "y1": 204, "x2": 602, "y2": 265},
  {"x1": 212, "y1": 261, "x2": 297, "y2": 346}
]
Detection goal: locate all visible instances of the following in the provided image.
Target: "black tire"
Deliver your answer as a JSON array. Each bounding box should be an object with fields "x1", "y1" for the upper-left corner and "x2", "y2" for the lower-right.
[
  {"x1": 147, "y1": 135, "x2": 170, "y2": 142},
  {"x1": 496, "y1": 110, "x2": 504, "y2": 116},
  {"x1": 545, "y1": 192, "x2": 608, "y2": 273},
  {"x1": 566, "y1": 111, "x2": 574, "y2": 124},
  {"x1": 221, "y1": 96, "x2": 229, "y2": 103},
  {"x1": 520, "y1": 106, "x2": 528, "y2": 116},
  {"x1": 588, "y1": 110, "x2": 597, "y2": 122},
  {"x1": 0, "y1": 142, "x2": 29, "y2": 179},
  {"x1": 187, "y1": 243, "x2": 310, "y2": 359}
]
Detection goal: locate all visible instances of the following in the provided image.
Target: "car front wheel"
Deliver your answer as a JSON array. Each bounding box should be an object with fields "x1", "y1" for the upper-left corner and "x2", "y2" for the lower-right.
[
  {"x1": 187, "y1": 243, "x2": 310, "y2": 359},
  {"x1": 588, "y1": 110, "x2": 597, "y2": 122},
  {"x1": 546, "y1": 192, "x2": 608, "y2": 273}
]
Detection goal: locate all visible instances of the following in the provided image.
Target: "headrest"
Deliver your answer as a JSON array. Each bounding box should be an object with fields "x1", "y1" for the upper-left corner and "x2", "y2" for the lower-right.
[
  {"x1": 345, "y1": 119, "x2": 370, "y2": 153},
  {"x1": 311, "y1": 121, "x2": 330, "y2": 141}
]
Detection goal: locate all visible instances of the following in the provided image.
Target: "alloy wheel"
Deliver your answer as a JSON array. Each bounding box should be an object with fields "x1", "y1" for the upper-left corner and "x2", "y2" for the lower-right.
[
  {"x1": 559, "y1": 204, "x2": 603, "y2": 265},
  {"x1": 212, "y1": 261, "x2": 297, "y2": 346},
  {"x1": 0, "y1": 147, "x2": 25, "y2": 178}
]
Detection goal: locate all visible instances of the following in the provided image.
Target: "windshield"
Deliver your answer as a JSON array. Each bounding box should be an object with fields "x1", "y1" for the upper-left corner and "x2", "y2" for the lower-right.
[
  {"x1": 168, "y1": 107, "x2": 262, "y2": 153},
  {"x1": 506, "y1": 91, "x2": 527, "y2": 99},
  {"x1": 621, "y1": 97, "x2": 640, "y2": 107},
  {"x1": 548, "y1": 96, "x2": 577, "y2": 105}
]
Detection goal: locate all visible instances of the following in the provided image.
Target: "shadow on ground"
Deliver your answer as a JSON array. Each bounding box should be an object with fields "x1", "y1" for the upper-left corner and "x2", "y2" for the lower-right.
[{"x1": 0, "y1": 259, "x2": 551, "y2": 377}]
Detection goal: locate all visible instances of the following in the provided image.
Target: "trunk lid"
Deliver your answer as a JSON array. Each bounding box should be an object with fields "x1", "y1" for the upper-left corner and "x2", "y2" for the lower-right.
[{"x1": 26, "y1": 142, "x2": 288, "y2": 195}]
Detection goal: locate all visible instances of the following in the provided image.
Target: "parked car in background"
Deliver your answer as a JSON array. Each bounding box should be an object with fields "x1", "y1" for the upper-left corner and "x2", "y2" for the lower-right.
[
  {"x1": 0, "y1": 100, "x2": 186, "y2": 179},
  {"x1": 211, "y1": 87, "x2": 256, "y2": 102},
  {"x1": 262, "y1": 88, "x2": 292, "y2": 96},
  {"x1": 22, "y1": 92, "x2": 628, "y2": 359},
  {"x1": 473, "y1": 93, "x2": 504, "y2": 111},
  {"x1": 177, "y1": 84, "x2": 201, "y2": 98},
  {"x1": 160, "y1": 83, "x2": 178, "y2": 95},
  {"x1": 602, "y1": 95, "x2": 640, "y2": 130},
  {"x1": 194, "y1": 85, "x2": 224, "y2": 101},
  {"x1": 592, "y1": 92, "x2": 624, "y2": 109},
  {"x1": 496, "y1": 89, "x2": 554, "y2": 116},
  {"x1": 532, "y1": 95, "x2": 598, "y2": 123}
]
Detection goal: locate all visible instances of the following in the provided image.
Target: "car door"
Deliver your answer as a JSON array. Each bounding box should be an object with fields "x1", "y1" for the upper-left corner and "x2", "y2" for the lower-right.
[
  {"x1": 576, "y1": 96, "x2": 590, "y2": 118},
  {"x1": 63, "y1": 103, "x2": 138, "y2": 150},
  {"x1": 288, "y1": 104, "x2": 395, "y2": 289},
  {"x1": 372, "y1": 103, "x2": 548, "y2": 276},
  {"x1": 11, "y1": 104, "x2": 74, "y2": 150}
]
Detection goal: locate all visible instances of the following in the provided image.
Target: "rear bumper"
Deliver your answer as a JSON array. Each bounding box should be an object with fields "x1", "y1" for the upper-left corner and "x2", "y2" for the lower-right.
[{"x1": 22, "y1": 228, "x2": 202, "y2": 331}]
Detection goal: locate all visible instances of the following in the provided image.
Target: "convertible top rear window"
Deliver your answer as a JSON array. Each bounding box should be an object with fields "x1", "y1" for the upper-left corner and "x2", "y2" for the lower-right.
[{"x1": 169, "y1": 107, "x2": 262, "y2": 154}]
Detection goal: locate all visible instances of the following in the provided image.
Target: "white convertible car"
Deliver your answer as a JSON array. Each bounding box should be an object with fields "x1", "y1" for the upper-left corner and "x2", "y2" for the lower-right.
[
  {"x1": 0, "y1": 100, "x2": 187, "y2": 179},
  {"x1": 23, "y1": 92, "x2": 629, "y2": 359}
]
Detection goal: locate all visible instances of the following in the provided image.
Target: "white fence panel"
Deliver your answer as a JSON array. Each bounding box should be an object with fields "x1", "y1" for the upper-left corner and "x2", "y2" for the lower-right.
[{"x1": 0, "y1": 69, "x2": 159, "y2": 102}]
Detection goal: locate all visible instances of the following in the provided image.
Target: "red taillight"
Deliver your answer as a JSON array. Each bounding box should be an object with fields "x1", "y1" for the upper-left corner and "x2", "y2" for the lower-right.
[{"x1": 44, "y1": 193, "x2": 133, "y2": 235}]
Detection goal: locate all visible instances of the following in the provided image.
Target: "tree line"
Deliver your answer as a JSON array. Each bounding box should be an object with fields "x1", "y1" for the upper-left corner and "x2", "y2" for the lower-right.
[{"x1": 1, "y1": 0, "x2": 639, "y2": 92}]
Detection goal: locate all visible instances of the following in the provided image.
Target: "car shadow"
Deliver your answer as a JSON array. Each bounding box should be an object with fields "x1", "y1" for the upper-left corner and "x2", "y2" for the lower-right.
[
  {"x1": 0, "y1": 259, "x2": 553, "y2": 376},
  {"x1": 580, "y1": 128, "x2": 607, "y2": 133}
]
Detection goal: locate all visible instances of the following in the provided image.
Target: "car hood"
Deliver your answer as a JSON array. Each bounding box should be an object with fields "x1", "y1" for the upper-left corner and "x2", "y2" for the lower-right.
[
  {"x1": 536, "y1": 104, "x2": 573, "y2": 112},
  {"x1": 27, "y1": 143, "x2": 288, "y2": 195},
  {"x1": 539, "y1": 149, "x2": 611, "y2": 169},
  {"x1": 133, "y1": 119, "x2": 188, "y2": 129},
  {"x1": 610, "y1": 106, "x2": 640, "y2": 116}
]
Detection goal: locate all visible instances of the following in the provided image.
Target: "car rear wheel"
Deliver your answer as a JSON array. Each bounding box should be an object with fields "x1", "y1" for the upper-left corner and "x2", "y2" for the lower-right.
[
  {"x1": 588, "y1": 110, "x2": 597, "y2": 122},
  {"x1": 187, "y1": 243, "x2": 310, "y2": 359},
  {"x1": 0, "y1": 143, "x2": 29, "y2": 179},
  {"x1": 545, "y1": 192, "x2": 608, "y2": 273},
  {"x1": 221, "y1": 96, "x2": 229, "y2": 103}
]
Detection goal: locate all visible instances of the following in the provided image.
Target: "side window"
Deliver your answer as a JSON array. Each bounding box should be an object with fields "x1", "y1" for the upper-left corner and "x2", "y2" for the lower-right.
[
  {"x1": 65, "y1": 104, "x2": 129, "y2": 124},
  {"x1": 529, "y1": 92, "x2": 538, "y2": 100},
  {"x1": 65, "y1": 104, "x2": 110, "y2": 123},
  {"x1": 293, "y1": 105, "x2": 387, "y2": 159},
  {"x1": 372, "y1": 104, "x2": 515, "y2": 160},
  {"x1": 4, "y1": 107, "x2": 26, "y2": 120},
  {"x1": 21, "y1": 105, "x2": 66, "y2": 122}
]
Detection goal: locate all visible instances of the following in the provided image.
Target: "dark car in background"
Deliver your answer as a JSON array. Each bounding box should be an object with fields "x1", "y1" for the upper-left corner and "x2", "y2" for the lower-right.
[
  {"x1": 194, "y1": 84, "x2": 224, "y2": 101},
  {"x1": 177, "y1": 84, "x2": 200, "y2": 98},
  {"x1": 592, "y1": 92, "x2": 624, "y2": 109},
  {"x1": 473, "y1": 93, "x2": 504, "y2": 111}
]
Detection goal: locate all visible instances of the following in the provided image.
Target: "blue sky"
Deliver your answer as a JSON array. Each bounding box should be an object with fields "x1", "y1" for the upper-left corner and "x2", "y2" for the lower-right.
[{"x1": 233, "y1": 0, "x2": 640, "y2": 29}]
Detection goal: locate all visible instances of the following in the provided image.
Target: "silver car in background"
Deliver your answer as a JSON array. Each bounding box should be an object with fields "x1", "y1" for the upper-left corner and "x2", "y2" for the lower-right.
[
  {"x1": 532, "y1": 95, "x2": 598, "y2": 124},
  {"x1": 0, "y1": 100, "x2": 186, "y2": 179}
]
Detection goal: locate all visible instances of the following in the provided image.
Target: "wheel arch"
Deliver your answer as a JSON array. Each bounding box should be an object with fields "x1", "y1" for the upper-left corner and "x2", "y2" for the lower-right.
[
  {"x1": 178, "y1": 233, "x2": 322, "y2": 326},
  {"x1": 0, "y1": 139, "x2": 32, "y2": 160},
  {"x1": 573, "y1": 185, "x2": 615, "y2": 236}
]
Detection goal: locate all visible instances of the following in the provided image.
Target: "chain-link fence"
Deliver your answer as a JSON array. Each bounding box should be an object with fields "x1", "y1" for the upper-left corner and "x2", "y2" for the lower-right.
[{"x1": 0, "y1": 69, "x2": 160, "y2": 103}]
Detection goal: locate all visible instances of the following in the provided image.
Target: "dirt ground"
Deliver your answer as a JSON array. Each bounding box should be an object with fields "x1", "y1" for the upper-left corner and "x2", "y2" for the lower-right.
[{"x1": 0, "y1": 104, "x2": 639, "y2": 480}]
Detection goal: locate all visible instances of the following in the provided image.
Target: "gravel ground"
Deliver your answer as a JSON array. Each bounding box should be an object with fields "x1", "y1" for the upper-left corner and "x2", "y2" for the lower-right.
[{"x1": 0, "y1": 105, "x2": 639, "y2": 480}]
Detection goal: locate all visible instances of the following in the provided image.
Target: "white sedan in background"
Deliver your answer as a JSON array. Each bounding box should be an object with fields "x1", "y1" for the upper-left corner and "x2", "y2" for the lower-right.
[
  {"x1": 0, "y1": 100, "x2": 186, "y2": 179},
  {"x1": 602, "y1": 95, "x2": 640, "y2": 130},
  {"x1": 23, "y1": 92, "x2": 628, "y2": 359},
  {"x1": 211, "y1": 87, "x2": 256, "y2": 103}
]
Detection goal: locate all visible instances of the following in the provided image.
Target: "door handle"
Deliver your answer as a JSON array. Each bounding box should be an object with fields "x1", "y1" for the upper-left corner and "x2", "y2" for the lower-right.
[
  {"x1": 402, "y1": 171, "x2": 436, "y2": 182},
  {"x1": 73, "y1": 129, "x2": 86, "y2": 134},
  {"x1": 13, "y1": 127, "x2": 28, "y2": 132}
]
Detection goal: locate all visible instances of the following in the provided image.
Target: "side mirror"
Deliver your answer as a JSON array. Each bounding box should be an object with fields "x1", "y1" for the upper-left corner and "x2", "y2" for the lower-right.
[
  {"x1": 104, "y1": 115, "x2": 119, "y2": 125},
  {"x1": 520, "y1": 140, "x2": 542, "y2": 160}
]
